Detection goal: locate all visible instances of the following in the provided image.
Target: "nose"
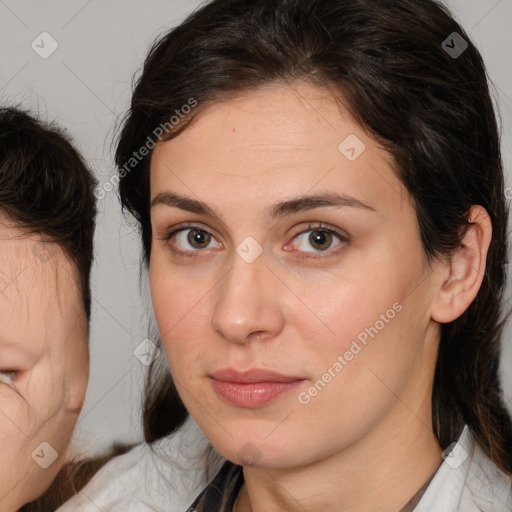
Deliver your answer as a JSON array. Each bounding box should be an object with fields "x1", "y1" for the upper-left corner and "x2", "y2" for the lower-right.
[{"x1": 211, "y1": 249, "x2": 284, "y2": 344}]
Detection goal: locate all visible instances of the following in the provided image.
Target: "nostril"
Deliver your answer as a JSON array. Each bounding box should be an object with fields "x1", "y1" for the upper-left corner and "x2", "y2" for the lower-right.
[{"x1": 249, "y1": 331, "x2": 269, "y2": 341}]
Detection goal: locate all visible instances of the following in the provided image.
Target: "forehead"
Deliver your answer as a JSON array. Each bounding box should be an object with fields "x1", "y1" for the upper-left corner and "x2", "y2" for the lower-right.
[
  {"x1": 150, "y1": 82, "x2": 409, "y2": 217},
  {"x1": 0, "y1": 223, "x2": 83, "y2": 328},
  {"x1": 153, "y1": 83, "x2": 356, "y2": 171}
]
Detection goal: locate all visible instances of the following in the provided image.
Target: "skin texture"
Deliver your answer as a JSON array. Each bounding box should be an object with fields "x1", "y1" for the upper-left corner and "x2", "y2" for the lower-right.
[
  {"x1": 148, "y1": 82, "x2": 492, "y2": 512},
  {"x1": 0, "y1": 223, "x2": 88, "y2": 511}
]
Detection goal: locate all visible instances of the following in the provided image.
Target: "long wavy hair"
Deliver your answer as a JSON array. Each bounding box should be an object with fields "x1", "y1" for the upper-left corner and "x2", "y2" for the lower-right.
[{"x1": 115, "y1": 0, "x2": 512, "y2": 475}]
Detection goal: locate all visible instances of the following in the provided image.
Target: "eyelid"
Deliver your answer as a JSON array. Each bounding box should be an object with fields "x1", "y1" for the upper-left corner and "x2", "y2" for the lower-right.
[
  {"x1": 160, "y1": 222, "x2": 219, "y2": 241},
  {"x1": 291, "y1": 222, "x2": 348, "y2": 240},
  {"x1": 0, "y1": 345, "x2": 38, "y2": 369}
]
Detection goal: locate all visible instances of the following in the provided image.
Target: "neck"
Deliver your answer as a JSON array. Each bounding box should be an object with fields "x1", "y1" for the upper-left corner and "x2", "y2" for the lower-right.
[{"x1": 234, "y1": 407, "x2": 442, "y2": 512}]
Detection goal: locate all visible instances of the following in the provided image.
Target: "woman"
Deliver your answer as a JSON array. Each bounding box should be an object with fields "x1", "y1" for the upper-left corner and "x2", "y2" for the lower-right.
[
  {"x1": 60, "y1": 0, "x2": 512, "y2": 510},
  {"x1": 0, "y1": 106, "x2": 98, "y2": 511}
]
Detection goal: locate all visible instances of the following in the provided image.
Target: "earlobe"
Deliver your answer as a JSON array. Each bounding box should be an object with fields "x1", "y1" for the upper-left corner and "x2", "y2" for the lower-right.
[{"x1": 431, "y1": 205, "x2": 492, "y2": 324}]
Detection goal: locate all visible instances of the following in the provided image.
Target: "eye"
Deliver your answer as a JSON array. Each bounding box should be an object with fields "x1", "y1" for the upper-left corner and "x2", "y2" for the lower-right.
[
  {"x1": 288, "y1": 223, "x2": 348, "y2": 255},
  {"x1": 163, "y1": 225, "x2": 222, "y2": 256},
  {"x1": 0, "y1": 370, "x2": 17, "y2": 387}
]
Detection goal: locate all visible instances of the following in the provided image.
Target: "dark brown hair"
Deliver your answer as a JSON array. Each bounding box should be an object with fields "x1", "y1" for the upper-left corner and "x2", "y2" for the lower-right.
[{"x1": 116, "y1": 0, "x2": 512, "y2": 474}]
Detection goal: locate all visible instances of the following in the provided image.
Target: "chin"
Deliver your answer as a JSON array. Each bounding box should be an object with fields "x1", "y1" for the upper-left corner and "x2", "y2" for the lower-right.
[{"x1": 209, "y1": 427, "x2": 304, "y2": 468}]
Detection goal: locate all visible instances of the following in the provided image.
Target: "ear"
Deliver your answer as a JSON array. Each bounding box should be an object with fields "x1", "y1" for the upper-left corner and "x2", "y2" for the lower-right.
[{"x1": 430, "y1": 205, "x2": 492, "y2": 324}]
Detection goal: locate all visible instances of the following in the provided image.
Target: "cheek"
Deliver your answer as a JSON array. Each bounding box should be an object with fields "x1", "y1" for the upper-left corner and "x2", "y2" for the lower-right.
[
  {"x1": 300, "y1": 298, "x2": 419, "y2": 422},
  {"x1": 294, "y1": 277, "x2": 396, "y2": 351},
  {"x1": 282, "y1": 243, "x2": 410, "y2": 353},
  {"x1": 0, "y1": 387, "x2": 30, "y2": 437},
  {"x1": 149, "y1": 250, "x2": 210, "y2": 335},
  {"x1": 294, "y1": 274, "x2": 417, "y2": 407},
  {"x1": 64, "y1": 363, "x2": 89, "y2": 415},
  {"x1": 21, "y1": 364, "x2": 66, "y2": 423},
  {"x1": 0, "y1": 367, "x2": 56, "y2": 440},
  {"x1": 61, "y1": 327, "x2": 89, "y2": 415},
  {"x1": 149, "y1": 252, "x2": 177, "y2": 331},
  {"x1": 149, "y1": 258, "x2": 201, "y2": 370}
]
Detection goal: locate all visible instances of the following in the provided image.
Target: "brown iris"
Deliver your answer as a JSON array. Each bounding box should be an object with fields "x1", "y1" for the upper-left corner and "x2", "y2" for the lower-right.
[
  {"x1": 187, "y1": 229, "x2": 211, "y2": 249},
  {"x1": 308, "y1": 230, "x2": 333, "y2": 251}
]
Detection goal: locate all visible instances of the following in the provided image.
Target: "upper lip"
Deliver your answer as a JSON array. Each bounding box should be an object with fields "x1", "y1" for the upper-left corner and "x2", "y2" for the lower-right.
[{"x1": 210, "y1": 368, "x2": 304, "y2": 383}]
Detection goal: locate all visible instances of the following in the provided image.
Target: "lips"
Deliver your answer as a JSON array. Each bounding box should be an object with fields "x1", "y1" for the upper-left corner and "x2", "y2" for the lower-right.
[
  {"x1": 210, "y1": 368, "x2": 303, "y2": 383},
  {"x1": 209, "y1": 368, "x2": 306, "y2": 407}
]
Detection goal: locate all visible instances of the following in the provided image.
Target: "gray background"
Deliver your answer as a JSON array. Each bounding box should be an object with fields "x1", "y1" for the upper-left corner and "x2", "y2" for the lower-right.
[{"x1": 1, "y1": 0, "x2": 511, "y2": 455}]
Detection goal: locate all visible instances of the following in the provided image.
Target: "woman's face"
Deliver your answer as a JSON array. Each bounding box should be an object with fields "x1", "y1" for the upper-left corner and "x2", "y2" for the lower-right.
[
  {"x1": 0, "y1": 223, "x2": 88, "y2": 509},
  {"x1": 149, "y1": 82, "x2": 444, "y2": 468}
]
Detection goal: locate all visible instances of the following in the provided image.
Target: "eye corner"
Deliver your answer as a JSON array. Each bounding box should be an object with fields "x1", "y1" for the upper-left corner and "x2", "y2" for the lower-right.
[{"x1": 0, "y1": 369, "x2": 18, "y2": 384}]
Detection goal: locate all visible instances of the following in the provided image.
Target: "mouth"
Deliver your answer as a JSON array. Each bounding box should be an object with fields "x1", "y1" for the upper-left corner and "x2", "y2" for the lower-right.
[{"x1": 209, "y1": 368, "x2": 306, "y2": 407}]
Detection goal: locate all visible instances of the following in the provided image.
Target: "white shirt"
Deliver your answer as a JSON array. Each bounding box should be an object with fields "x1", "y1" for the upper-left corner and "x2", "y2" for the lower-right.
[
  {"x1": 57, "y1": 419, "x2": 512, "y2": 512},
  {"x1": 57, "y1": 416, "x2": 222, "y2": 512},
  {"x1": 414, "y1": 425, "x2": 511, "y2": 511}
]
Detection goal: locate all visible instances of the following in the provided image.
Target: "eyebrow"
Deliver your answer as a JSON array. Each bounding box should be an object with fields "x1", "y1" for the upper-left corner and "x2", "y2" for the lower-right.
[{"x1": 150, "y1": 191, "x2": 376, "y2": 221}]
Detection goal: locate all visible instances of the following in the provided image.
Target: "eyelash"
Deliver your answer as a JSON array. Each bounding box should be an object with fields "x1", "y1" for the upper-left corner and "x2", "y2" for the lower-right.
[{"x1": 161, "y1": 222, "x2": 349, "y2": 259}]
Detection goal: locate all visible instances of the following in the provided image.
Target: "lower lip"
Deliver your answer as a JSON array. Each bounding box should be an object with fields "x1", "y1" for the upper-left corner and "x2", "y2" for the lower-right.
[{"x1": 211, "y1": 379, "x2": 304, "y2": 407}]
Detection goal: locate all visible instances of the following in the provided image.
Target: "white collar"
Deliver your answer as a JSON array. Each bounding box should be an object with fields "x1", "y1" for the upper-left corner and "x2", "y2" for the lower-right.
[{"x1": 413, "y1": 425, "x2": 512, "y2": 512}]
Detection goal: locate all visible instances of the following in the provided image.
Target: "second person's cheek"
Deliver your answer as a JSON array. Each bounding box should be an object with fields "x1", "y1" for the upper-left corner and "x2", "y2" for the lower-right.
[{"x1": 20, "y1": 365, "x2": 60, "y2": 429}]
